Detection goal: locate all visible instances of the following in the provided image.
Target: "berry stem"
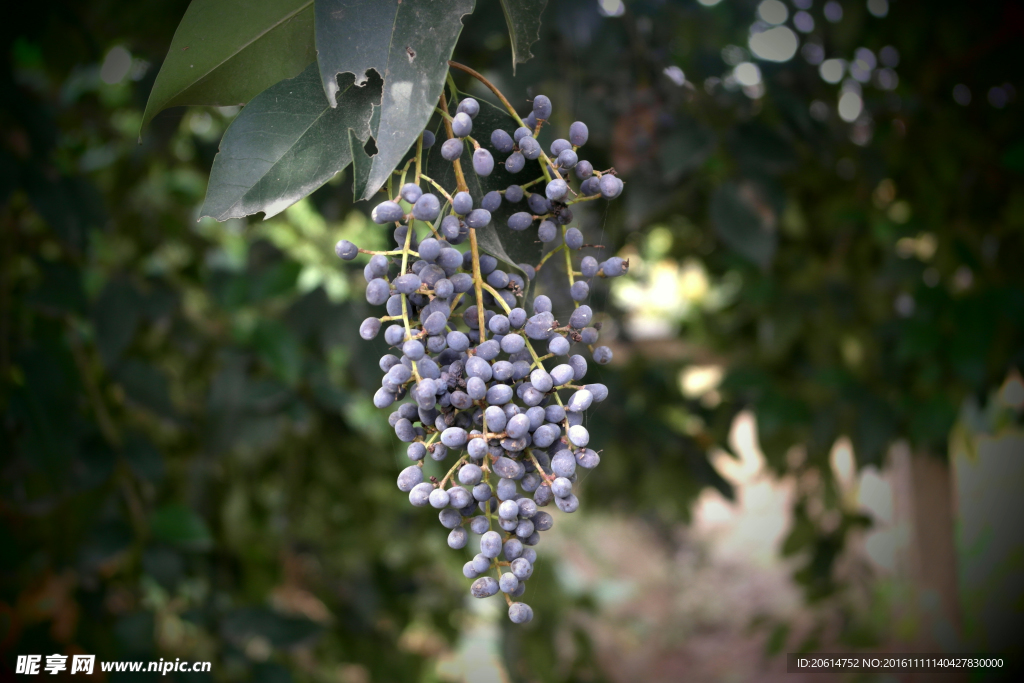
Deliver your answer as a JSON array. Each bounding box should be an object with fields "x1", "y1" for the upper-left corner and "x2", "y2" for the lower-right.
[
  {"x1": 358, "y1": 248, "x2": 418, "y2": 257},
  {"x1": 399, "y1": 222, "x2": 422, "y2": 382},
  {"x1": 395, "y1": 157, "x2": 414, "y2": 187},
  {"x1": 445, "y1": 70, "x2": 459, "y2": 107},
  {"x1": 469, "y1": 431, "x2": 507, "y2": 440},
  {"x1": 525, "y1": 448, "x2": 554, "y2": 484},
  {"x1": 415, "y1": 132, "x2": 424, "y2": 186},
  {"x1": 447, "y1": 61, "x2": 566, "y2": 185},
  {"x1": 534, "y1": 244, "x2": 564, "y2": 272},
  {"x1": 479, "y1": 282, "x2": 512, "y2": 313},
  {"x1": 479, "y1": 281, "x2": 549, "y2": 371},
  {"x1": 448, "y1": 62, "x2": 520, "y2": 125},
  {"x1": 417, "y1": 173, "x2": 453, "y2": 203},
  {"x1": 567, "y1": 192, "x2": 603, "y2": 207},
  {"x1": 468, "y1": 227, "x2": 487, "y2": 339},
  {"x1": 561, "y1": 225, "x2": 580, "y2": 310},
  {"x1": 438, "y1": 454, "x2": 468, "y2": 489}
]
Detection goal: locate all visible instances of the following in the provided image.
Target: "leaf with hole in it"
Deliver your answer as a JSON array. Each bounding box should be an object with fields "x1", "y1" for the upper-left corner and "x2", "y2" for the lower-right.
[
  {"x1": 347, "y1": 128, "x2": 373, "y2": 201},
  {"x1": 314, "y1": 0, "x2": 475, "y2": 201},
  {"x1": 499, "y1": 0, "x2": 547, "y2": 72},
  {"x1": 710, "y1": 181, "x2": 777, "y2": 269},
  {"x1": 141, "y1": 0, "x2": 316, "y2": 131},
  {"x1": 424, "y1": 97, "x2": 543, "y2": 272},
  {"x1": 201, "y1": 63, "x2": 379, "y2": 221}
]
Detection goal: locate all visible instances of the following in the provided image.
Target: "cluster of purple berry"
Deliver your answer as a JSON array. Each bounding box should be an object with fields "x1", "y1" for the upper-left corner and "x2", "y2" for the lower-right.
[{"x1": 335, "y1": 89, "x2": 626, "y2": 623}]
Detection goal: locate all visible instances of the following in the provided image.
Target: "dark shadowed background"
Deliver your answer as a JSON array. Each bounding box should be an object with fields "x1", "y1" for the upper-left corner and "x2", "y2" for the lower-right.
[{"x1": 2, "y1": 0, "x2": 1022, "y2": 681}]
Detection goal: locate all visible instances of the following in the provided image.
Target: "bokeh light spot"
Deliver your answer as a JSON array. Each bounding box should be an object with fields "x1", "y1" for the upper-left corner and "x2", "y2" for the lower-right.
[
  {"x1": 734, "y1": 62, "x2": 762, "y2": 87},
  {"x1": 880, "y1": 45, "x2": 900, "y2": 67},
  {"x1": 953, "y1": 84, "x2": 971, "y2": 106},
  {"x1": 824, "y1": 1, "x2": 844, "y2": 22},
  {"x1": 663, "y1": 65, "x2": 686, "y2": 86},
  {"x1": 988, "y1": 86, "x2": 1009, "y2": 108},
  {"x1": 100, "y1": 46, "x2": 132, "y2": 84},
  {"x1": 810, "y1": 100, "x2": 829, "y2": 121},
  {"x1": 721, "y1": 45, "x2": 748, "y2": 66},
  {"x1": 749, "y1": 26, "x2": 798, "y2": 62},
  {"x1": 794, "y1": 11, "x2": 815, "y2": 33},
  {"x1": 756, "y1": 0, "x2": 789, "y2": 25},
  {"x1": 802, "y1": 42, "x2": 825, "y2": 65},
  {"x1": 838, "y1": 91, "x2": 863, "y2": 122},
  {"x1": 876, "y1": 68, "x2": 899, "y2": 90},
  {"x1": 819, "y1": 58, "x2": 845, "y2": 84},
  {"x1": 597, "y1": 0, "x2": 625, "y2": 17},
  {"x1": 867, "y1": 0, "x2": 890, "y2": 18}
]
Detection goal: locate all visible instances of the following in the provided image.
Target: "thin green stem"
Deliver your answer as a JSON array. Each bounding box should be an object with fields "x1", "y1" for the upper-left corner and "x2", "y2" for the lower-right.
[
  {"x1": 481, "y1": 281, "x2": 549, "y2": 370},
  {"x1": 535, "y1": 244, "x2": 565, "y2": 272},
  {"x1": 567, "y1": 192, "x2": 603, "y2": 207},
  {"x1": 446, "y1": 70, "x2": 460, "y2": 106},
  {"x1": 400, "y1": 224, "x2": 422, "y2": 382},
  {"x1": 358, "y1": 248, "x2": 418, "y2": 257},
  {"x1": 415, "y1": 132, "x2": 424, "y2": 186},
  {"x1": 562, "y1": 225, "x2": 580, "y2": 310},
  {"x1": 480, "y1": 282, "x2": 512, "y2": 313},
  {"x1": 526, "y1": 449, "x2": 555, "y2": 484},
  {"x1": 447, "y1": 61, "x2": 566, "y2": 185},
  {"x1": 468, "y1": 228, "x2": 486, "y2": 338},
  {"x1": 439, "y1": 454, "x2": 468, "y2": 488},
  {"x1": 418, "y1": 174, "x2": 454, "y2": 203},
  {"x1": 397, "y1": 157, "x2": 414, "y2": 189}
]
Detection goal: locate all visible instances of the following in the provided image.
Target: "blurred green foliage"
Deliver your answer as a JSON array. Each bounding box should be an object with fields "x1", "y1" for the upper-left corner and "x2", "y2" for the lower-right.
[{"x1": 2, "y1": 0, "x2": 1022, "y2": 680}]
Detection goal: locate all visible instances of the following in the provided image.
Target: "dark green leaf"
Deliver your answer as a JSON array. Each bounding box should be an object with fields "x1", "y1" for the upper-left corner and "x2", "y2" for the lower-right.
[
  {"x1": 851, "y1": 395, "x2": 896, "y2": 468},
  {"x1": 252, "y1": 663, "x2": 293, "y2": 683},
  {"x1": 201, "y1": 63, "x2": 379, "y2": 221},
  {"x1": 150, "y1": 504, "x2": 213, "y2": 550},
  {"x1": 766, "y1": 622, "x2": 790, "y2": 655},
  {"x1": 112, "y1": 359, "x2": 177, "y2": 418},
  {"x1": 78, "y1": 520, "x2": 133, "y2": 571},
  {"x1": 23, "y1": 171, "x2": 103, "y2": 252},
  {"x1": 499, "y1": 0, "x2": 548, "y2": 71},
  {"x1": 25, "y1": 262, "x2": 87, "y2": 316},
  {"x1": 424, "y1": 97, "x2": 542, "y2": 271},
  {"x1": 658, "y1": 120, "x2": 715, "y2": 181},
  {"x1": 74, "y1": 439, "x2": 118, "y2": 490},
  {"x1": 251, "y1": 321, "x2": 303, "y2": 386},
  {"x1": 142, "y1": 546, "x2": 184, "y2": 589},
  {"x1": 93, "y1": 277, "x2": 142, "y2": 368},
  {"x1": 314, "y1": 0, "x2": 475, "y2": 200},
  {"x1": 249, "y1": 260, "x2": 303, "y2": 302},
  {"x1": 0, "y1": 149, "x2": 16, "y2": 206},
  {"x1": 114, "y1": 612, "x2": 156, "y2": 656},
  {"x1": 729, "y1": 123, "x2": 797, "y2": 176},
  {"x1": 221, "y1": 607, "x2": 323, "y2": 649},
  {"x1": 123, "y1": 431, "x2": 165, "y2": 483},
  {"x1": 710, "y1": 181, "x2": 777, "y2": 269},
  {"x1": 142, "y1": 0, "x2": 316, "y2": 130},
  {"x1": 11, "y1": 341, "x2": 81, "y2": 471},
  {"x1": 347, "y1": 128, "x2": 373, "y2": 201}
]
